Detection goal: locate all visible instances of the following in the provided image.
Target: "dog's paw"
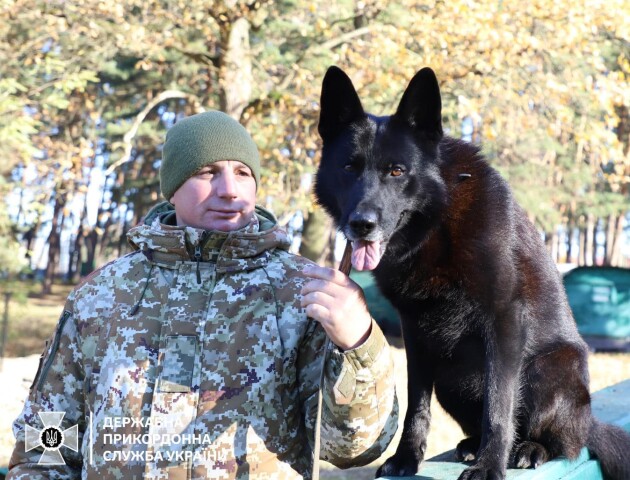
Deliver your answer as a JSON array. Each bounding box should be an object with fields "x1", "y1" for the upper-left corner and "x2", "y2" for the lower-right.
[
  {"x1": 512, "y1": 441, "x2": 549, "y2": 469},
  {"x1": 457, "y1": 464, "x2": 505, "y2": 480},
  {"x1": 375, "y1": 454, "x2": 419, "y2": 477},
  {"x1": 456, "y1": 437, "x2": 480, "y2": 462}
]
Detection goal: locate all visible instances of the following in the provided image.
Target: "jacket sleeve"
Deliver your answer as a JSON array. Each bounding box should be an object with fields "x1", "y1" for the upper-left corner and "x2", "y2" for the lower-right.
[
  {"x1": 299, "y1": 318, "x2": 399, "y2": 468},
  {"x1": 7, "y1": 298, "x2": 85, "y2": 479}
]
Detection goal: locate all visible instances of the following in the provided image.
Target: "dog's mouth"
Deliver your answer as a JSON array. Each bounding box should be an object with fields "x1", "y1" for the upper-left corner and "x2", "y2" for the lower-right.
[
  {"x1": 350, "y1": 240, "x2": 383, "y2": 271},
  {"x1": 345, "y1": 209, "x2": 409, "y2": 271}
]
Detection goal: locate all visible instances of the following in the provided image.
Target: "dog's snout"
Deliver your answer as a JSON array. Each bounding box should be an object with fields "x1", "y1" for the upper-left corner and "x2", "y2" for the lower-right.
[{"x1": 349, "y1": 211, "x2": 378, "y2": 237}]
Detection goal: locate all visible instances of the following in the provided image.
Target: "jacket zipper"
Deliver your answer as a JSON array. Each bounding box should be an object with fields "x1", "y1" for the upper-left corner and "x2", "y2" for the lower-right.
[
  {"x1": 193, "y1": 232, "x2": 209, "y2": 284},
  {"x1": 37, "y1": 310, "x2": 72, "y2": 391}
]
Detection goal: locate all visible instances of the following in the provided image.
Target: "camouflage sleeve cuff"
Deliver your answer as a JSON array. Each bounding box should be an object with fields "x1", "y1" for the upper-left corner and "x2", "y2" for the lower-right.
[
  {"x1": 320, "y1": 318, "x2": 398, "y2": 462},
  {"x1": 325, "y1": 319, "x2": 390, "y2": 404},
  {"x1": 337, "y1": 318, "x2": 387, "y2": 371}
]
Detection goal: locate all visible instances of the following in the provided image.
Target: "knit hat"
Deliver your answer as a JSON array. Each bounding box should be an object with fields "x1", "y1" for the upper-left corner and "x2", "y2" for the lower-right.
[{"x1": 160, "y1": 110, "x2": 260, "y2": 200}]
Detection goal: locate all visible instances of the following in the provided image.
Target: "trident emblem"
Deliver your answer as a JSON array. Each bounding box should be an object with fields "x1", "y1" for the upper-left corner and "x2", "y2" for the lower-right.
[
  {"x1": 25, "y1": 412, "x2": 79, "y2": 465},
  {"x1": 44, "y1": 429, "x2": 58, "y2": 447}
]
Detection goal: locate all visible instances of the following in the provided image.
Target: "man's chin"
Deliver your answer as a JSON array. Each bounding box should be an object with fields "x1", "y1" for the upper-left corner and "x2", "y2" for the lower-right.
[
  {"x1": 192, "y1": 213, "x2": 248, "y2": 232},
  {"x1": 207, "y1": 219, "x2": 247, "y2": 232}
]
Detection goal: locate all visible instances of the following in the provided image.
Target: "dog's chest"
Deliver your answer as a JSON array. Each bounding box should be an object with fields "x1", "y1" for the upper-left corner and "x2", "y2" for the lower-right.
[{"x1": 378, "y1": 270, "x2": 486, "y2": 348}]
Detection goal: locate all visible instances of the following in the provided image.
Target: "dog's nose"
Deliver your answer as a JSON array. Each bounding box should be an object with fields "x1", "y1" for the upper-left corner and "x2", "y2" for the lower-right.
[{"x1": 349, "y1": 211, "x2": 378, "y2": 237}]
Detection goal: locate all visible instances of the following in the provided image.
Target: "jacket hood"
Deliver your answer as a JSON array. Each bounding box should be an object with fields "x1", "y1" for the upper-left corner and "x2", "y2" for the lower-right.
[{"x1": 127, "y1": 203, "x2": 291, "y2": 273}]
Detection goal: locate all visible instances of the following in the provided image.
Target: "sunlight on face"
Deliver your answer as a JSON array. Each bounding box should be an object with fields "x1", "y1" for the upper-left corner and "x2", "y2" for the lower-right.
[{"x1": 169, "y1": 160, "x2": 257, "y2": 231}]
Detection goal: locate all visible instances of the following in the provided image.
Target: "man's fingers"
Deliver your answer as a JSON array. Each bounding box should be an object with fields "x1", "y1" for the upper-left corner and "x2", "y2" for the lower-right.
[
  {"x1": 304, "y1": 303, "x2": 332, "y2": 324},
  {"x1": 300, "y1": 263, "x2": 372, "y2": 350},
  {"x1": 303, "y1": 264, "x2": 350, "y2": 286},
  {"x1": 300, "y1": 290, "x2": 335, "y2": 310},
  {"x1": 300, "y1": 278, "x2": 347, "y2": 298}
]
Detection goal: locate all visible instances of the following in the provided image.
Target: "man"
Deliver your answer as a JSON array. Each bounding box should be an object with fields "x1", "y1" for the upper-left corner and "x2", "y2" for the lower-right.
[{"x1": 8, "y1": 110, "x2": 398, "y2": 479}]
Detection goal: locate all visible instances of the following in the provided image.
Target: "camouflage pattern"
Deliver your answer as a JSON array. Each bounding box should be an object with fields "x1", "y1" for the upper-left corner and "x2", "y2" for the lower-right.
[{"x1": 8, "y1": 206, "x2": 398, "y2": 479}]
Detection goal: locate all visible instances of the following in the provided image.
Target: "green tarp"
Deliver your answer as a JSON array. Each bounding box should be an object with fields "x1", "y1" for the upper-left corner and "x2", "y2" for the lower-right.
[
  {"x1": 349, "y1": 271, "x2": 400, "y2": 336},
  {"x1": 350, "y1": 266, "x2": 630, "y2": 341},
  {"x1": 563, "y1": 267, "x2": 630, "y2": 339}
]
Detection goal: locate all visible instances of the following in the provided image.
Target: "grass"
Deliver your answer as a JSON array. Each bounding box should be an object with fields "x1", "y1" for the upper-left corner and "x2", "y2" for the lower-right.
[{"x1": 1, "y1": 282, "x2": 73, "y2": 357}]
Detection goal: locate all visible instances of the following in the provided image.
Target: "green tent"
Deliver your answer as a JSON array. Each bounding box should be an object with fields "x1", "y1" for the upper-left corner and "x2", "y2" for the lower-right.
[{"x1": 563, "y1": 267, "x2": 630, "y2": 345}]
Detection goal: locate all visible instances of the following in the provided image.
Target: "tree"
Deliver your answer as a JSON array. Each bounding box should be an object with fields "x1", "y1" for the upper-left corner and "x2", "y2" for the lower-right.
[{"x1": 2, "y1": 0, "x2": 629, "y2": 288}]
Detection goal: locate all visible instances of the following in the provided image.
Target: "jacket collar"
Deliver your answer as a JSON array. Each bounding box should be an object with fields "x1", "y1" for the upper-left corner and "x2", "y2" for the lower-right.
[{"x1": 127, "y1": 205, "x2": 291, "y2": 273}]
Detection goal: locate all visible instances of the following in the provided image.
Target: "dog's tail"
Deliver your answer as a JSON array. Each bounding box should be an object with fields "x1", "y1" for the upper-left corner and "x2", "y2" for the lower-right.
[{"x1": 587, "y1": 419, "x2": 630, "y2": 479}]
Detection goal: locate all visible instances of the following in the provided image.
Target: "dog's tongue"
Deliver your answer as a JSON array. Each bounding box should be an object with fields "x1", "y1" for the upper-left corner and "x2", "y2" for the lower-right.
[{"x1": 351, "y1": 240, "x2": 382, "y2": 271}]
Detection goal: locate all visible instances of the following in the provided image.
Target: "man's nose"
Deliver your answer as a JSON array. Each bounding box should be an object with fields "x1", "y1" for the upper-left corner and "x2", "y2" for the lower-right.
[{"x1": 216, "y1": 170, "x2": 237, "y2": 197}]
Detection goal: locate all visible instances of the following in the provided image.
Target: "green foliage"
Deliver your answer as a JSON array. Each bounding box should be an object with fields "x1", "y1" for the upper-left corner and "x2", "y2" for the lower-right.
[
  {"x1": 1, "y1": 0, "x2": 629, "y2": 276},
  {"x1": 0, "y1": 205, "x2": 28, "y2": 279}
]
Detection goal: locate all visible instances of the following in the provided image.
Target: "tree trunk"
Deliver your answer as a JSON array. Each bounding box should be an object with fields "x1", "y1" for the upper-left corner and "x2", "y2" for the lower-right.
[
  {"x1": 81, "y1": 228, "x2": 99, "y2": 276},
  {"x1": 603, "y1": 215, "x2": 614, "y2": 266},
  {"x1": 584, "y1": 213, "x2": 595, "y2": 267},
  {"x1": 115, "y1": 218, "x2": 132, "y2": 260},
  {"x1": 615, "y1": 105, "x2": 629, "y2": 156},
  {"x1": 95, "y1": 214, "x2": 117, "y2": 267},
  {"x1": 90, "y1": 173, "x2": 113, "y2": 270},
  {"x1": 42, "y1": 192, "x2": 66, "y2": 294},
  {"x1": 218, "y1": 17, "x2": 253, "y2": 119},
  {"x1": 544, "y1": 231, "x2": 556, "y2": 262},
  {"x1": 578, "y1": 224, "x2": 586, "y2": 267},
  {"x1": 299, "y1": 207, "x2": 333, "y2": 263},
  {"x1": 67, "y1": 232, "x2": 80, "y2": 283},
  {"x1": 68, "y1": 199, "x2": 91, "y2": 282},
  {"x1": 550, "y1": 229, "x2": 559, "y2": 263},
  {"x1": 565, "y1": 213, "x2": 574, "y2": 263},
  {"x1": 590, "y1": 216, "x2": 598, "y2": 266},
  {"x1": 325, "y1": 228, "x2": 338, "y2": 269},
  {"x1": 609, "y1": 214, "x2": 626, "y2": 266}
]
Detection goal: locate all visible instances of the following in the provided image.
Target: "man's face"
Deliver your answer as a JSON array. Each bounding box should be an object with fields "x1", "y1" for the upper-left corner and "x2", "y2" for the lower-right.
[{"x1": 170, "y1": 160, "x2": 257, "y2": 232}]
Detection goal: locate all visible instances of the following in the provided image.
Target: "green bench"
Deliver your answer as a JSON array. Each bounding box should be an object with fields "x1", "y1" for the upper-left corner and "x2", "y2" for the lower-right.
[{"x1": 378, "y1": 379, "x2": 630, "y2": 480}]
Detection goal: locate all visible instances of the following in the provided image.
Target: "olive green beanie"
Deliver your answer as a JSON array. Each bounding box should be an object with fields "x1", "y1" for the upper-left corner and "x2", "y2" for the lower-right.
[{"x1": 160, "y1": 110, "x2": 260, "y2": 200}]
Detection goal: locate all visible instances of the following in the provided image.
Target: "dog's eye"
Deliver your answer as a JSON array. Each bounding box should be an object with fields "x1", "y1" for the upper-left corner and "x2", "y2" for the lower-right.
[
  {"x1": 344, "y1": 163, "x2": 355, "y2": 172},
  {"x1": 390, "y1": 167, "x2": 405, "y2": 177}
]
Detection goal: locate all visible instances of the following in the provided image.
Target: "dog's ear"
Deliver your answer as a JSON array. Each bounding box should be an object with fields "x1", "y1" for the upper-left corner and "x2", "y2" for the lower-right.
[
  {"x1": 318, "y1": 66, "x2": 365, "y2": 142},
  {"x1": 395, "y1": 67, "x2": 443, "y2": 142}
]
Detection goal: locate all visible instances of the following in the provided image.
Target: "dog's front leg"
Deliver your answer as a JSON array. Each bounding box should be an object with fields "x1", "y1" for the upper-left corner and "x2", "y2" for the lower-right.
[
  {"x1": 458, "y1": 304, "x2": 526, "y2": 480},
  {"x1": 376, "y1": 328, "x2": 433, "y2": 477}
]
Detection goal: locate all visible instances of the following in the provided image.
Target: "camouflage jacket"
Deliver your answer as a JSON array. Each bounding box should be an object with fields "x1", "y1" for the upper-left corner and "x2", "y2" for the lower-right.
[{"x1": 9, "y1": 206, "x2": 398, "y2": 479}]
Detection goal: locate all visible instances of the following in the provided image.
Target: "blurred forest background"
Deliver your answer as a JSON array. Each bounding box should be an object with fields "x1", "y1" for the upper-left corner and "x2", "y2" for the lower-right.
[{"x1": 1, "y1": 0, "x2": 629, "y2": 295}]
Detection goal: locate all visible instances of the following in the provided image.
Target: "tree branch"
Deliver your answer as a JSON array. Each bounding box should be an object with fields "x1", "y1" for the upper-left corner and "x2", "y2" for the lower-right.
[
  {"x1": 104, "y1": 90, "x2": 203, "y2": 175},
  {"x1": 313, "y1": 26, "x2": 372, "y2": 52}
]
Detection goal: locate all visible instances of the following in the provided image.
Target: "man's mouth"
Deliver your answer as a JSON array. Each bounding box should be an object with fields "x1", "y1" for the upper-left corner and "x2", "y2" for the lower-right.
[{"x1": 210, "y1": 208, "x2": 241, "y2": 216}]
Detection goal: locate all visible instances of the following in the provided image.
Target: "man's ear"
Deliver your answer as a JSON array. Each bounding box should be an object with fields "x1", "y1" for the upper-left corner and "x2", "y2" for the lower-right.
[
  {"x1": 394, "y1": 67, "x2": 443, "y2": 142},
  {"x1": 318, "y1": 66, "x2": 366, "y2": 142}
]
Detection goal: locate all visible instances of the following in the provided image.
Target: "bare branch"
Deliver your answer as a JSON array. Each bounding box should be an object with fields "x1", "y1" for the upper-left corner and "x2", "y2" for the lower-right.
[
  {"x1": 312, "y1": 26, "x2": 372, "y2": 52},
  {"x1": 104, "y1": 90, "x2": 203, "y2": 175}
]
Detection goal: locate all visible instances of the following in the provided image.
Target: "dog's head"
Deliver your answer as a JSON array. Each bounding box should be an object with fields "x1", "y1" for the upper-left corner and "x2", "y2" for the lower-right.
[{"x1": 315, "y1": 66, "x2": 446, "y2": 271}]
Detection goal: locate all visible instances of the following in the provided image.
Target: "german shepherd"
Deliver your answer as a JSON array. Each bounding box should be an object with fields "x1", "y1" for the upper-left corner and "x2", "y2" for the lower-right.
[{"x1": 314, "y1": 66, "x2": 630, "y2": 480}]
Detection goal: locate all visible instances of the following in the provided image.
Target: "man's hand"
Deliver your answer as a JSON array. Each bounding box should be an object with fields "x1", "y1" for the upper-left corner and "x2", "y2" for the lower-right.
[{"x1": 300, "y1": 264, "x2": 372, "y2": 351}]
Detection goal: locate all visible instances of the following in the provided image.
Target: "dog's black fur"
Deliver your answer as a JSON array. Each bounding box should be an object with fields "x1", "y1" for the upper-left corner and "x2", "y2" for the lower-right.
[{"x1": 315, "y1": 66, "x2": 630, "y2": 480}]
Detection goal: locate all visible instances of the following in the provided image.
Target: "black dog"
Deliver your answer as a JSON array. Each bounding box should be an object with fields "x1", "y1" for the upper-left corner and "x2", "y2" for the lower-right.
[{"x1": 315, "y1": 66, "x2": 630, "y2": 480}]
